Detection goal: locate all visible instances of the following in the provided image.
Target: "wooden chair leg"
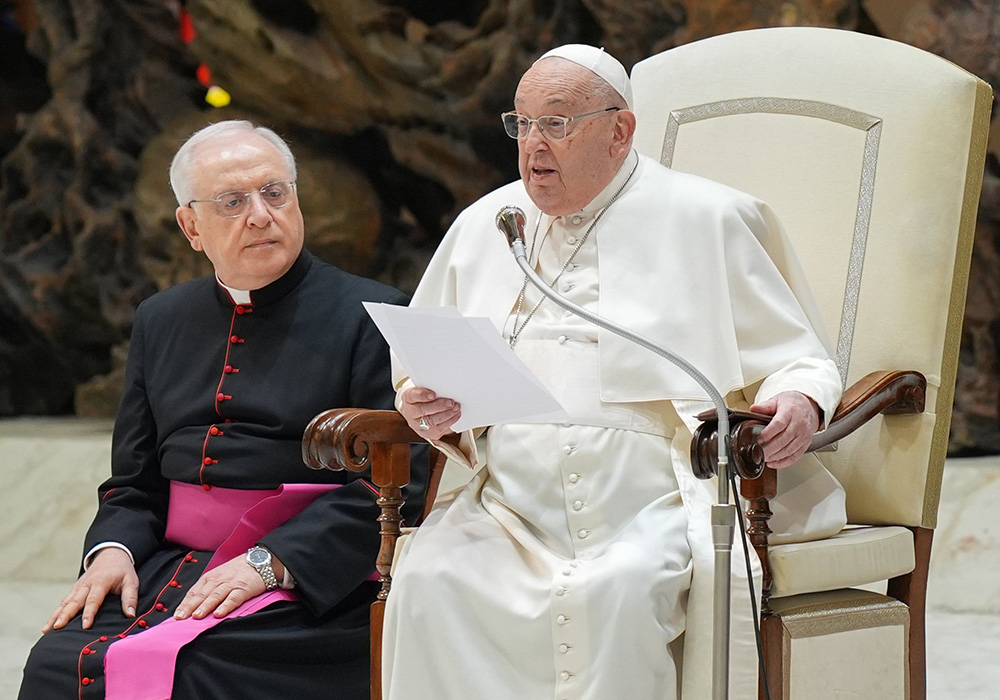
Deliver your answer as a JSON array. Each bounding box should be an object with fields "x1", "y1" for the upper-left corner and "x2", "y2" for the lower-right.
[
  {"x1": 759, "y1": 612, "x2": 784, "y2": 700},
  {"x1": 370, "y1": 600, "x2": 385, "y2": 700},
  {"x1": 887, "y1": 526, "x2": 933, "y2": 700}
]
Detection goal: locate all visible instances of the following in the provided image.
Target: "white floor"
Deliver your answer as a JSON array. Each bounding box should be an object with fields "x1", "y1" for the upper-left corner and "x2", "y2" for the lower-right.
[
  {"x1": 926, "y1": 609, "x2": 1000, "y2": 700},
  {"x1": 2, "y1": 419, "x2": 999, "y2": 698}
]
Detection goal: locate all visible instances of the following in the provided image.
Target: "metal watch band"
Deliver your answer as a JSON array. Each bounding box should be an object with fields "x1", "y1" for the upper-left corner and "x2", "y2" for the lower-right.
[{"x1": 257, "y1": 561, "x2": 279, "y2": 591}]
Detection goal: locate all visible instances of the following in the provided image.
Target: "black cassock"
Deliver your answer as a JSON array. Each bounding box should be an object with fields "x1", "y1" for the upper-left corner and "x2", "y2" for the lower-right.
[{"x1": 18, "y1": 250, "x2": 427, "y2": 700}]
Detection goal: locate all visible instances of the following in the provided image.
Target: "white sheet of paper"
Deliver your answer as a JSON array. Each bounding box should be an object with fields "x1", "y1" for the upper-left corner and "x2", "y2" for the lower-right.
[{"x1": 363, "y1": 303, "x2": 569, "y2": 431}]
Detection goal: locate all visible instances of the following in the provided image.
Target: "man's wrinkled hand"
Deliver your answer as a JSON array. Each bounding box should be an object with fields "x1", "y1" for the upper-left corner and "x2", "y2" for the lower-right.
[
  {"x1": 750, "y1": 391, "x2": 820, "y2": 470},
  {"x1": 173, "y1": 555, "x2": 267, "y2": 620},
  {"x1": 399, "y1": 386, "x2": 461, "y2": 440},
  {"x1": 44, "y1": 548, "x2": 138, "y2": 633}
]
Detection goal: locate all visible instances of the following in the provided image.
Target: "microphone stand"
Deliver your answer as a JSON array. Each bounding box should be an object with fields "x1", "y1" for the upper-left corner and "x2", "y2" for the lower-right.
[{"x1": 496, "y1": 206, "x2": 737, "y2": 700}]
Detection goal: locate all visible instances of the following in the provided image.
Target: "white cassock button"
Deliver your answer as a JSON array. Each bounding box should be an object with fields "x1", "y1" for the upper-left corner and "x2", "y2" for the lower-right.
[
  {"x1": 571, "y1": 215, "x2": 583, "y2": 225},
  {"x1": 557, "y1": 335, "x2": 568, "y2": 344},
  {"x1": 567, "y1": 236, "x2": 578, "y2": 245},
  {"x1": 568, "y1": 473, "x2": 580, "y2": 483},
  {"x1": 555, "y1": 586, "x2": 567, "y2": 596},
  {"x1": 559, "y1": 644, "x2": 570, "y2": 653},
  {"x1": 562, "y1": 281, "x2": 575, "y2": 292},
  {"x1": 562, "y1": 444, "x2": 574, "y2": 454},
  {"x1": 570, "y1": 561, "x2": 579, "y2": 568},
  {"x1": 560, "y1": 671, "x2": 571, "y2": 681},
  {"x1": 557, "y1": 615, "x2": 569, "y2": 624},
  {"x1": 562, "y1": 569, "x2": 572, "y2": 576},
  {"x1": 572, "y1": 500, "x2": 583, "y2": 511},
  {"x1": 577, "y1": 529, "x2": 590, "y2": 539}
]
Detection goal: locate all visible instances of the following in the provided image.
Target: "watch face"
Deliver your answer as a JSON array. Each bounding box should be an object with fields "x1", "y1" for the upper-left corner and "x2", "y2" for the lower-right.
[{"x1": 247, "y1": 548, "x2": 270, "y2": 566}]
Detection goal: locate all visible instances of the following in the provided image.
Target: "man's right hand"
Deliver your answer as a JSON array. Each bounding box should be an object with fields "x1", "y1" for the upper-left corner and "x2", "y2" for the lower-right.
[
  {"x1": 399, "y1": 386, "x2": 461, "y2": 440},
  {"x1": 43, "y1": 547, "x2": 138, "y2": 632}
]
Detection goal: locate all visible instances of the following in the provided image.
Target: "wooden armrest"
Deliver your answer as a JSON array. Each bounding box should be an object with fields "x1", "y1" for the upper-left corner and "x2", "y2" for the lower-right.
[
  {"x1": 813, "y1": 369, "x2": 926, "y2": 448},
  {"x1": 303, "y1": 408, "x2": 419, "y2": 473},
  {"x1": 691, "y1": 369, "x2": 927, "y2": 479}
]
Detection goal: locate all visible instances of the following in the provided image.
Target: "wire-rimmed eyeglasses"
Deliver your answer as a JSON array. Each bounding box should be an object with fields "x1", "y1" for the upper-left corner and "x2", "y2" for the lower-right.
[
  {"x1": 501, "y1": 107, "x2": 621, "y2": 141},
  {"x1": 188, "y1": 180, "x2": 297, "y2": 218}
]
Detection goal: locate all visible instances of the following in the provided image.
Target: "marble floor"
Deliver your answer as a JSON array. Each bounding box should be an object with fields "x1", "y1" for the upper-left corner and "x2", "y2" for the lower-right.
[{"x1": 2, "y1": 419, "x2": 999, "y2": 698}]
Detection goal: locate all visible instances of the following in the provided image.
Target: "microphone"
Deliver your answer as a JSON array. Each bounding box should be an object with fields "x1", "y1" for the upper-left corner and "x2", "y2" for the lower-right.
[
  {"x1": 495, "y1": 206, "x2": 526, "y2": 248},
  {"x1": 496, "y1": 204, "x2": 738, "y2": 700}
]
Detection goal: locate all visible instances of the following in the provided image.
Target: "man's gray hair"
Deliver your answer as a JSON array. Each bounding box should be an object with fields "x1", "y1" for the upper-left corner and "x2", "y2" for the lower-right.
[
  {"x1": 583, "y1": 71, "x2": 628, "y2": 110},
  {"x1": 169, "y1": 120, "x2": 298, "y2": 206}
]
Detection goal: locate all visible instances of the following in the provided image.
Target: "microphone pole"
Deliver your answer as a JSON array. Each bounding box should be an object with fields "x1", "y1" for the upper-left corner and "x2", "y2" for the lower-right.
[{"x1": 496, "y1": 205, "x2": 737, "y2": 700}]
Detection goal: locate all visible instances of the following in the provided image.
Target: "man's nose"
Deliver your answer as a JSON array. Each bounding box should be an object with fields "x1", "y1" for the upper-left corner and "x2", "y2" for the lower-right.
[
  {"x1": 522, "y1": 124, "x2": 549, "y2": 152},
  {"x1": 245, "y1": 191, "x2": 273, "y2": 226}
]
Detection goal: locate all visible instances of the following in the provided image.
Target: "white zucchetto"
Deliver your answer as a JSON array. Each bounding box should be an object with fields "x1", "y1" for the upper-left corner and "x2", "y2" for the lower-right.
[{"x1": 534, "y1": 44, "x2": 633, "y2": 109}]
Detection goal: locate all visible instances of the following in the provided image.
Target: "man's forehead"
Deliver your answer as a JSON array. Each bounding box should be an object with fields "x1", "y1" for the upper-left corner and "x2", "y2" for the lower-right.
[
  {"x1": 192, "y1": 138, "x2": 289, "y2": 190},
  {"x1": 514, "y1": 62, "x2": 590, "y2": 107}
]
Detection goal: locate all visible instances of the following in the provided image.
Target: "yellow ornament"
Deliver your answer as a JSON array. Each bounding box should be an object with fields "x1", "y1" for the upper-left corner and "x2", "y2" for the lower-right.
[{"x1": 205, "y1": 86, "x2": 232, "y2": 108}]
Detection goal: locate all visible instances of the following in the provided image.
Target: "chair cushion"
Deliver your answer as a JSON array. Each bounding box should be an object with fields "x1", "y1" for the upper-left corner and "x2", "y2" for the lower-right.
[{"x1": 769, "y1": 525, "x2": 915, "y2": 598}]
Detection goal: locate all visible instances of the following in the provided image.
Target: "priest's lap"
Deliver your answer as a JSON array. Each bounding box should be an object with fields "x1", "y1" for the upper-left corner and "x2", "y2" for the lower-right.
[{"x1": 18, "y1": 548, "x2": 375, "y2": 700}]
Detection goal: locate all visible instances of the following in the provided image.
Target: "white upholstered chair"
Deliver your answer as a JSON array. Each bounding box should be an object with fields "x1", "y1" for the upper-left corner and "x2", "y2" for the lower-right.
[
  {"x1": 630, "y1": 26, "x2": 991, "y2": 700},
  {"x1": 302, "y1": 26, "x2": 991, "y2": 700}
]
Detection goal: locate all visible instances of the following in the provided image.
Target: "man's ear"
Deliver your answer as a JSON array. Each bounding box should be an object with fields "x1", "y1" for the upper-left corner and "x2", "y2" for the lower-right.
[
  {"x1": 611, "y1": 109, "x2": 637, "y2": 158},
  {"x1": 176, "y1": 206, "x2": 203, "y2": 252}
]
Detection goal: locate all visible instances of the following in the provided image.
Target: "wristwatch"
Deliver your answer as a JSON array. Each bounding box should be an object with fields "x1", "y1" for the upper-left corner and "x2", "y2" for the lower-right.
[{"x1": 246, "y1": 546, "x2": 279, "y2": 591}]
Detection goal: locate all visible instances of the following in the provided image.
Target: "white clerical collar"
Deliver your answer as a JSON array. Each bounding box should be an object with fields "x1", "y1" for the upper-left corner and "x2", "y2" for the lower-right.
[{"x1": 216, "y1": 275, "x2": 252, "y2": 304}]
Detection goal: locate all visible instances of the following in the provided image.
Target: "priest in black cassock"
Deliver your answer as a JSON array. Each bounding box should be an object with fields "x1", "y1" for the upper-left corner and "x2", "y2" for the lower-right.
[{"x1": 17, "y1": 120, "x2": 426, "y2": 700}]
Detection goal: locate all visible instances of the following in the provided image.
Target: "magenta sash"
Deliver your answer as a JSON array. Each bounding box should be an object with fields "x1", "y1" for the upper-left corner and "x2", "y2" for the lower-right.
[{"x1": 104, "y1": 481, "x2": 338, "y2": 700}]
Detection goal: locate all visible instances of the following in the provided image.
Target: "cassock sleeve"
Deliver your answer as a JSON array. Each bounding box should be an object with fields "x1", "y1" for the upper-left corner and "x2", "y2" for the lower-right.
[{"x1": 82, "y1": 300, "x2": 170, "y2": 570}]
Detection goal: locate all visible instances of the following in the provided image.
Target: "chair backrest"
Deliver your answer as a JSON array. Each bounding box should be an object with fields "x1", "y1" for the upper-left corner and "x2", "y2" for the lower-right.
[{"x1": 631, "y1": 27, "x2": 991, "y2": 528}]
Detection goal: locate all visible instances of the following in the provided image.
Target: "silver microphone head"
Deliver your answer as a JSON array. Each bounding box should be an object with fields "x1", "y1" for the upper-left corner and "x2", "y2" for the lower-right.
[{"x1": 495, "y1": 206, "x2": 526, "y2": 248}]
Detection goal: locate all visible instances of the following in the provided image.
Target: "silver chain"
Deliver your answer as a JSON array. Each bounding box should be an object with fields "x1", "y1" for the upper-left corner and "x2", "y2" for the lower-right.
[{"x1": 508, "y1": 159, "x2": 639, "y2": 348}]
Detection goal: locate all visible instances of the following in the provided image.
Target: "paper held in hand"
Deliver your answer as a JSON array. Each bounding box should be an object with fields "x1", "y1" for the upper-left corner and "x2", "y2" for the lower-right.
[{"x1": 363, "y1": 303, "x2": 569, "y2": 432}]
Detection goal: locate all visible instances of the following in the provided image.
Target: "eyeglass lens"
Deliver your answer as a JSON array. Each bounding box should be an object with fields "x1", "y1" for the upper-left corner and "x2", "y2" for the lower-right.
[
  {"x1": 213, "y1": 181, "x2": 294, "y2": 218},
  {"x1": 502, "y1": 114, "x2": 569, "y2": 140}
]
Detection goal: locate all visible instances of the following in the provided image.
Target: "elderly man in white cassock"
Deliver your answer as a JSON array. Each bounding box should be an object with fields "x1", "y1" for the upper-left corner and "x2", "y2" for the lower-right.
[{"x1": 382, "y1": 44, "x2": 847, "y2": 699}]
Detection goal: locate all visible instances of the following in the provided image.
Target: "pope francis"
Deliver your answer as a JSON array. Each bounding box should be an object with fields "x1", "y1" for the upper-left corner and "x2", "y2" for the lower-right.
[{"x1": 383, "y1": 44, "x2": 846, "y2": 700}]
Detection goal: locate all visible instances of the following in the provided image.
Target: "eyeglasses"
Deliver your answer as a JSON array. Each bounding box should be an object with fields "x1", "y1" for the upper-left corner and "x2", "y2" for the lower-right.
[
  {"x1": 501, "y1": 107, "x2": 621, "y2": 141},
  {"x1": 188, "y1": 180, "x2": 296, "y2": 218}
]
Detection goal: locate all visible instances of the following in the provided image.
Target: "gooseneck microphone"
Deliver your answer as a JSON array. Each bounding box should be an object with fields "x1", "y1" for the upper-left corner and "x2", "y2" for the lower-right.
[{"x1": 496, "y1": 204, "x2": 739, "y2": 700}]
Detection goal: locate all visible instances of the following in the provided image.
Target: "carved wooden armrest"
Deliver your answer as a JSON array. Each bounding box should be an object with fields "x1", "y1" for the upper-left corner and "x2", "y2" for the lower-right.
[{"x1": 690, "y1": 369, "x2": 927, "y2": 480}]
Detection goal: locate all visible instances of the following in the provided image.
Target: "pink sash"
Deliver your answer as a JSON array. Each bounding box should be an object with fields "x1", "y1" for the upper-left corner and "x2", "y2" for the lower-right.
[{"x1": 104, "y1": 481, "x2": 338, "y2": 700}]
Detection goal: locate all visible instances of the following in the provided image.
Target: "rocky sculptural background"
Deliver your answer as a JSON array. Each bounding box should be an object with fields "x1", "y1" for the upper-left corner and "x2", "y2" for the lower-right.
[{"x1": 1, "y1": 0, "x2": 998, "y2": 454}]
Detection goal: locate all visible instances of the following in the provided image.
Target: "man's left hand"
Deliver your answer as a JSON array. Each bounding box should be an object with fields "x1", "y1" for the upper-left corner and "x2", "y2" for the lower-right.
[
  {"x1": 750, "y1": 391, "x2": 820, "y2": 470},
  {"x1": 173, "y1": 554, "x2": 278, "y2": 620}
]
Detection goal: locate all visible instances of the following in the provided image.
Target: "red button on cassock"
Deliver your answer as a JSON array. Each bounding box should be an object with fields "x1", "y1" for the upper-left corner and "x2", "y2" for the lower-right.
[
  {"x1": 236, "y1": 306, "x2": 246, "y2": 315},
  {"x1": 99, "y1": 636, "x2": 108, "y2": 642},
  {"x1": 203, "y1": 457, "x2": 212, "y2": 465},
  {"x1": 82, "y1": 677, "x2": 92, "y2": 686},
  {"x1": 202, "y1": 484, "x2": 211, "y2": 491},
  {"x1": 138, "y1": 619, "x2": 148, "y2": 628},
  {"x1": 209, "y1": 426, "x2": 220, "y2": 435},
  {"x1": 230, "y1": 335, "x2": 239, "y2": 343}
]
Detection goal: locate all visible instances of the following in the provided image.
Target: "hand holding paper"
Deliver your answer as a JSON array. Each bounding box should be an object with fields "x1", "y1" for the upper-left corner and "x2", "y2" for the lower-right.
[{"x1": 363, "y1": 303, "x2": 568, "y2": 432}]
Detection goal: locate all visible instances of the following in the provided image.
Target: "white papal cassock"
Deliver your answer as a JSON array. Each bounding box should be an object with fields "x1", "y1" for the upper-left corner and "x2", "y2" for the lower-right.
[{"x1": 383, "y1": 150, "x2": 846, "y2": 700}]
